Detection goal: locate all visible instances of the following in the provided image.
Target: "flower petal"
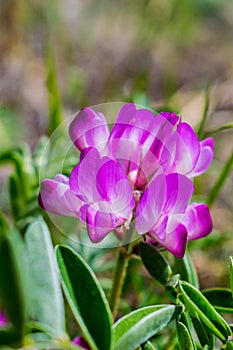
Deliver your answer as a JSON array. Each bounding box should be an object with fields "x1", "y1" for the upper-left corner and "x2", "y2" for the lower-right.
[
  {"x1": 72, "y1": 337, "x2": 90, "y2": 349},
  {"x1": 39, "y1": 175, "x2": 82, "y2": 217},
  {"x1": 159, "y1": 221, "x2": 188, "y2": 258},
  {"x1": 136, "y1": 174, "x2": 166, "y2": 234},
  {"x1": 166, "y1": 122, "x2": 200, "y2": 175},
  {"x1": 110, "y1": 105, "x2": 178, "y2": 187},
  {"x1": 80, "y1": 205, "x2": 116, "y2": 243},
  {"x1": 96, "y1": 158, "x2": 135, "y2": 217},
  {"x1": 163, "y1": 173, "x2": 194, "y2": 215},
  {"x1": 192, "y1": 138, "x2": 214, "y2": 177},
  {"x1": 70, "y1": 148, "x2": 102, "y2": 203},
  {"x1": 69, "y1": 107, "x2": 109, "y2": 151},
  {"x1": 182, "y1": 203, "x2": 213, "y2": 241},
  {"x1": 149, "y1": 214, "x2": 188, "y2": 258},
  {"x1": 159, "y1": 112, "x2": 181, "y2": 126}
]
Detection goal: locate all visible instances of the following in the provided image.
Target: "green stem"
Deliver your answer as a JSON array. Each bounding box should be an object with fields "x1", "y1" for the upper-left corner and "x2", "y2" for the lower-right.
[
  {"x1": 207, "y1": 150, "x2": 233, "y2": 208},
  {"x1": 109, "y1": 243, "x2": 132, "y2": 319},
  {"x1": 109, "y1": 226, "x2": 136, "y2": 319}
]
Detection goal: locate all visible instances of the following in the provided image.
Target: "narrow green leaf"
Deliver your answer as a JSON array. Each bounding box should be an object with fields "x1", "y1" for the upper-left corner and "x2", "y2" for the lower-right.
[
  {"x1": 56, "y1": 245, "x2": 112, "y2": 350},
  {"x1": 202, "y1": 288, "x2": 233, "y2": 313},
  {"x1": 176, "y1": 320, "x2": 195, "y2": 350},
  {"x1": 142, "y1": 340, "x2": 155, "y2": 350},
  {"x1": 202, "y1": 123, "x2": 233, "y2": 138},
  {"x1": 46, "y1": 47, "x2": 63, "y2": 136},
  {"x1": 33, "y1": 136, "x2": 50, "y2": 171},
  {"x1": 179, "y1": 281, "x2": 231, "y2": 342},
  {"x1": 139, "y1": 242, "x2": 172, "y2": 285},
  {"x1": 190, "y1": 313, "x2": 214, "y2": 349},
  {"x1": 0, "y1": 234, "x2": 25, "y2": 337},
  {"x1": 0, "y1": 211, "x2": 8, "y2": 242},
  {"x1": 24, "y1": 218, "x2": 65, "y2": 337},
  {"x1": 197, "y1": 84, "x2": 210, "y2": 139},
  {"x1": 113, "y1": 304, "x2": 182, "y2": 350},
  {"x1": 229, "y1": 257, "x2": 233, "y2": 299},
  {"x1": 207, "y1": 151, "x2": 233, "y2": 208},
  {"x1": 173, "y1": 253, "x2": 199, "y2": 288}
]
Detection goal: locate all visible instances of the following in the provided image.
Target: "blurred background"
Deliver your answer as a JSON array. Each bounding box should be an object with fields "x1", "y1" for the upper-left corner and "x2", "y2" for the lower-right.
[{"x1": 0, "y1": 0, "x2": 233, "y2": 290}]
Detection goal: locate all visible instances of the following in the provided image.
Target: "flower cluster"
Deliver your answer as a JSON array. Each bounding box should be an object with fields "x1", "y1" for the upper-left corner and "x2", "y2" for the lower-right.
[{"x1": 39, "y1": 103, "x2": 213, "y2": 257}]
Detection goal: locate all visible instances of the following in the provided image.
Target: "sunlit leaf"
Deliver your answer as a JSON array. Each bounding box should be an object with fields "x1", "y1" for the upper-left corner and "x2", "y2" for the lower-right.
[
  {"x1": 56, "y1": 245, "x2": 112, "y2": 350},
  {"x1": 113, "y1": 304, "x2": 182, "y2": 350},
  {"x1": 176, "y1": 320, "x2": 195, "y2": 350},
  {"x1": 24, "y1": 217, "x2": 65, "y2": 337},
  {"x1": 179, "y1": 281, "x2": 231, "y2": 343}
]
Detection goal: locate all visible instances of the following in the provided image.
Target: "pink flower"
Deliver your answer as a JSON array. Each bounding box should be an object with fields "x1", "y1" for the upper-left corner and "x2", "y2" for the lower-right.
[{"x1": 39, "y1": 103, "x2": 213, "y2": 257}]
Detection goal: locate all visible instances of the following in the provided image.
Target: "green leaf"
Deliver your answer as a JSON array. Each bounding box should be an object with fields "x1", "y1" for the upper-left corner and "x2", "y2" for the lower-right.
[
  {"x1": 139, "y1": 242, "x2": 172, "y2": 285},
  {"x1": 202, "y1": 288, "x2": 233, "y2": 313},
  {"x1": 33, "y1": 136, "x2": 51, "y2": 171},
  {"x1": 229, "y1": 257, "x2": 233, "y2": 298},
  {"x1": 207, "y1": 151, "x2": 233, "y2": 208},
  {"x1": 0, "y1": 327, "x2": 21, "y2": 346},
  {"x1": 113, "y1": 304, "x2": 182, "y2": 350},
  {"x1": 0, "y1": 211, "x2": 8, "y2": 241},
  {"x1": 227, "y1": 341, "x2": 233, "y2": 350},
  {"x1": 142, "y1": 340, "x2": 156, "y2": 350},
  {"x1": 197, "y1": 83, "x2": 210, "y2": 139},
  {"x1": 46, "y1": 47, "x2": 63, "y2": 136},
  {"x1": 173, "y1": 253, "x2": 199, "y2": 288},
  {"x1": 56, "y1": 245, "x2": 112, "y2": 350},
  {"x1": 165, "y1": 274, "x2": 180, "y2": 303},
  {"x1": 176, "y1": 320, "x2": 195, "y2": 350},
  {"x1": 202, "y1": 123, "x2": 233, "y2": 138},
  {"x1": 179, "y1": 281, "x2": 231, "y2": 343},
  {"x1": 24, "y1": 217, "x2": 65, "y2": 337},
  {"x1": 0, "y1": 233, "x2": 25, "y2": 337},
  {"x1": 190, "y1": 313, "x2": 214, "y2": 349}
]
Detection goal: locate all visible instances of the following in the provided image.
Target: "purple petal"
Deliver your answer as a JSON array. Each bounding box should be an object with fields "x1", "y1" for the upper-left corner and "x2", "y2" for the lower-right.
[
  {"x1": 109, "y1": 105, "x2": 178, "y2": 187},
  {"x1": 96, "y1": 158, "x2": 135, "y2": 217},
  {"x1": 136, "y1": 174, "x2": 166, "y2": 234},
  {"x1": 0, "y1": 311, "x2": 8, "y2": 327},
  {"x1": 70, "y1": 148, "x2": 103, "y2": 203},
  {"x1": 159, "y1": 112, "x2": 181, "y2": 126},
  {"x1": 69, "y1": 108, "x2": 109, "y2": 151},
  {"x1": 192, "y1": 138, "x2": 214, "y2": 177},
  {"x1": 163, "y1": 173, "x2": 194, "y2": 215},
  {"x1": 39, "y1": 175, "x2": 82, "y2": 217},
  {"x1": 114, "y1": 102, "x2": 137, "y2": 124},
  {"x1": 72, "y1": 336, "x2": 90, "y2": 349},
  {"x1": 159, "y1": 221, "x2": 188, "y2": 258},
  {"x1": 183, "y1": 203, "x2": 213, "y2": 241},
  {"x1": 166, "y1": 122, "x2": 200, "y2": 175},
  {"x1": 149, "y1": 214, "x2": 188, "y2": 258},
  {"x1": 80, "y1": 205, "x2": 116, "y2": 243},
  {"x1": 70, "y1": 149, "x2": 135, "y2": 219}
]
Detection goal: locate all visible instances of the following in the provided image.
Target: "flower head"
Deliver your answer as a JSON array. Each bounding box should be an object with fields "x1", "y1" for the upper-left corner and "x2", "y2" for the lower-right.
[{"x1": 39, "y1": 103, "x2": 213, "y2": 257}]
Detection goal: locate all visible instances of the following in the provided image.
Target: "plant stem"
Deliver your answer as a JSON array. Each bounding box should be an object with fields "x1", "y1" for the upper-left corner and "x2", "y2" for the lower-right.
[
  {"x1": 109, "y1": 226, "x2": 136, "y2": 319},
  {"x1": 109, "y1": 242, "x2": 132, "y2": 319}
]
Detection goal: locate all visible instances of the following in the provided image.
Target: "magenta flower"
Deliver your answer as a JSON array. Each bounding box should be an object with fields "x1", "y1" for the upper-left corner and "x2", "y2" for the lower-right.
[
  {"x1": 0, "y1": 311, "x2": 8, "y2": 327},
  {"x1": 39, "y1": 103, "x2": 213, "y2": 257},
  {"x1": 135, "y1": 173, "x2": 212, "y2": 257},
  {"x1": 72, "y1": 336, "x2": 90, "y2": 349}
]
